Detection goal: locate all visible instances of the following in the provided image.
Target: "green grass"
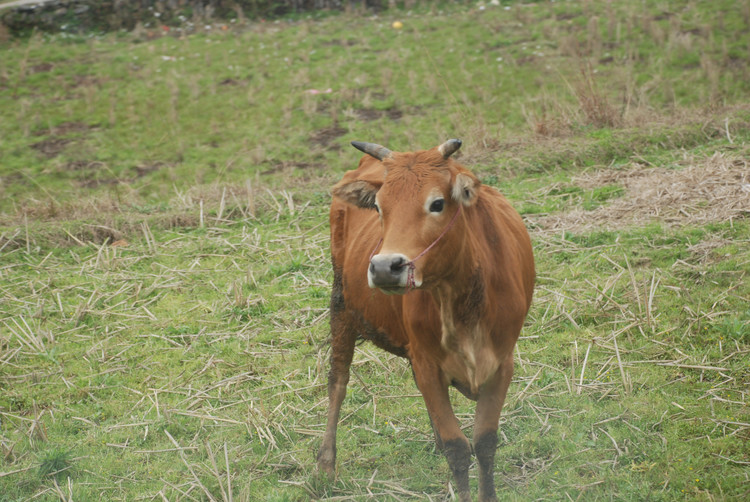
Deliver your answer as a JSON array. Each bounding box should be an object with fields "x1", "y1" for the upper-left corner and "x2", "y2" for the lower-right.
[{"x1": 1, "y1": 1, "x2": 749, "y2": 500}]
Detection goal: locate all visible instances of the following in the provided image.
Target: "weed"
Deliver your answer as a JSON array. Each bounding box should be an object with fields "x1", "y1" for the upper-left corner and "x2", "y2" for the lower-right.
[{"x1": 37, "y1": 447, "x2": 74, "y2": 480}]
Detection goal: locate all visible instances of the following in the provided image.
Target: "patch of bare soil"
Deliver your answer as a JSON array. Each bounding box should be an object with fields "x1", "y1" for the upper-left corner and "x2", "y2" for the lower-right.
[
  {"x1": 72, "y1": 161, "x2": 170, "y2": 187},
  {"x1": 528, "y1": 152, "x2": 750, "y2": 233},
  {"x1": 354, "y1": 108, "x2": 381, "y2": 121},
  {"x1": 219, "y1": 77, "x2": 252, "y2": 86},
  {"x1": 354, "y1": 107, "x2": 404, "y2": 122},
  {"x1": 33, "y1": 121, "x2": 97, "y2": 137},
  {"x1": 310, "y1": 126, "x2": 347, "y2": 149},
  {"x1": 321, "y1": 38, "x2": 358, "y2": 47},
  {"x1": 31, "y1": 122, "x2": 99, "y2": 158},
  {"x1": 30, "y1": 62, "x2": 54, "y2": 74},
  {"x1": 62, "y1": 160, "x2": 105, "y2": 171},
  {"x1": 30, "y1": 137, "x2": 71, "y2": 158},
  {"x1": 78, "y1": 176, "x2": 119, "y2": 189},
  {"x1": 133, "y1": 161, "x2": 169, "y2": 178}
]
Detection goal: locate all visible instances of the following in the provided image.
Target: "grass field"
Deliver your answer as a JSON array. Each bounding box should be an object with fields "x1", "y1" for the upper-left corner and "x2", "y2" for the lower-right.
[{"x1": 1, "y1": 1, "x2": 749, "y2": 500}]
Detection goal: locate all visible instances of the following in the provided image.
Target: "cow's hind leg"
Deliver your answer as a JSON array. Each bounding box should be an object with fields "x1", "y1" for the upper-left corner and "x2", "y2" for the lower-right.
[
  {"x1": 317, "y1": 273, "x2": 356, "y2": 476},
  {"x1": 474, "y1": 356, "x2": 514, "y2": 502}
]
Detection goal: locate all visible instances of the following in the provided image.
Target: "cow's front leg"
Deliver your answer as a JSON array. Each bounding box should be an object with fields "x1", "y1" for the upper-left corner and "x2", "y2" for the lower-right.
[
  {"x1": 412, "y1": 357, "x2": 471, "y2": 502},
  {"x1": 410, "y1": 364, "x2": 445, "y2": 452},
  {"x1": 317, "y1": 326, "x2": 355, "y2": 476},
  {"x1": 317, "y1": 281, "x2": 356, "y2": 476},
  {"x1": 474, "y1": 356, "x2": 514, "y2": 502}
]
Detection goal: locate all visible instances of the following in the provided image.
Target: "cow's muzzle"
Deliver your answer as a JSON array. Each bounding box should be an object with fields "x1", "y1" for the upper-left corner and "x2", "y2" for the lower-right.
[{"x1": 368, "y1": 253, "x2": 416, "y2": 294}]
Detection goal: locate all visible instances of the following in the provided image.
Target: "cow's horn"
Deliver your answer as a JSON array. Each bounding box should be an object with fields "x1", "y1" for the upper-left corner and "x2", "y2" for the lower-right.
[
  {"x1": 351, "y1": 141, "x2": 392, "y2": 161},
  {"x1": 437, "y1": 138, "x2": 462, "y2": 158}
]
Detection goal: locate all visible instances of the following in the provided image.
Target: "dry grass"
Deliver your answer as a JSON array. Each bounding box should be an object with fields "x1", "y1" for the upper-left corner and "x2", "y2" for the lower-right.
[
  {"x1": 529, "y1": 150, "x2": 750, "y2": 233},
  {"x1": 1, "y1": 185, "x2": 748, "y2": 501},
  {"x1": 1, "y1": 139, "x2": 749, "y2": 500},
  {"x1": 571, "y1": 61, "x2": 623, "y2": 129}
]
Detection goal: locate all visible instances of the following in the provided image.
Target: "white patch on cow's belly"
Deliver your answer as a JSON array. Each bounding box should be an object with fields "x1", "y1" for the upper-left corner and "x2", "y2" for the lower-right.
[{"x1": 440, "y1": 323, "x2": 499, "y2": 395}]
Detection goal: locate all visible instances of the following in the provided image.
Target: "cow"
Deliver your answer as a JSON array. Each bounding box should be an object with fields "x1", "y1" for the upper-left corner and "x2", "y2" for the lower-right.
[{"x1": 318, "y1": 139, "x2": 535, "y2": 501}]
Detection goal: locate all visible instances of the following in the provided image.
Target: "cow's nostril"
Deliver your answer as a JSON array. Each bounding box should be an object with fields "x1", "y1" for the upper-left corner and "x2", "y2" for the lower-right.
[
  {"x1": 369, "y1": 262, "x2": 376, "y2": 274},
  {"x1": 390, "y1": 256, "x2": 406, "y2": 272}
]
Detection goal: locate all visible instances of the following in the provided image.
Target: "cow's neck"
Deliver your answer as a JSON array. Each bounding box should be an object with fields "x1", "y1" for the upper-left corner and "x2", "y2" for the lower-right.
[
  {"x1": 431, "y1": 240, "x2": 485, "y2": 345},
  {"x1": 431, "y1": 257, "x2": 493, "y2": 394}
]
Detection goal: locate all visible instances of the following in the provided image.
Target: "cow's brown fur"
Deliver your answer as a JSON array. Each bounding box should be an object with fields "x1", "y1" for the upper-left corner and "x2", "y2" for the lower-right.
[{"x1": 318, "y1": 142, "x2": 535, "y2": 501}]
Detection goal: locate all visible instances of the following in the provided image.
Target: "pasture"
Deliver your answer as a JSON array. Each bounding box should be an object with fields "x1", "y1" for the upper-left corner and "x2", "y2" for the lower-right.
[{"x1": 1, "y1": 1, "x2": 749, "y2": 500}]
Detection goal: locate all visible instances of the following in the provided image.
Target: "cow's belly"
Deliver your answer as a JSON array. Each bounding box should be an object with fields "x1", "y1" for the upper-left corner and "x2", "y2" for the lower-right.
[{"x1": 438, "y1": 325, "x2": 502, "y2": 396}]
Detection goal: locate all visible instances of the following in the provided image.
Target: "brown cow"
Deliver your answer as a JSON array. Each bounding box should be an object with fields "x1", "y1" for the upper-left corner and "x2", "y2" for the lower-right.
[{"x1": 318, "y1": 139, "x2": 535, "y2": 501}]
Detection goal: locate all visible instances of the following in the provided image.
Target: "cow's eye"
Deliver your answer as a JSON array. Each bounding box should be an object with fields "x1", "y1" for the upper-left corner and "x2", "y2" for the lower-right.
[
  {"x1": 374, "y1": 203, "x2": 380, "y2": 214},
  {"x1": 429, "y1": 199, "x2": 444, "y2": 213}
]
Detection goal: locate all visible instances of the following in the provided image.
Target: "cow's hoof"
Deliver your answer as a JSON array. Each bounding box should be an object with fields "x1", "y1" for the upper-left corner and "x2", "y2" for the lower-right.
[
  {"x1": 318, "y1": 463, "x2": 335, "y2": 478},
  {"x1": 457, "y1": 491, "x2": 472, "y2": 502},
  {"x1": 316, "y1": 452, "x2": 336, "y2": 479}
]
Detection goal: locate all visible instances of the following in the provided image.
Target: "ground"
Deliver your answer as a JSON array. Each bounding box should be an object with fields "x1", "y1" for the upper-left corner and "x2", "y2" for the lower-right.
[{"x1": 0, "y1": 1, "x2": 749, "y2": 500}]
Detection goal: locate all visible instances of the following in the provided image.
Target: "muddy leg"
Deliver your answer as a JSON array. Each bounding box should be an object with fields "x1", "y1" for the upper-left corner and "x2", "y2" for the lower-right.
[
  {"x1": 412, "y1": 357, "x2": 471, "y2": 502},
  {"x1": 474, "y1": 357, "x2": 514, "y2": 502},
  {"x1": 317, "y1": 273, "x2": 356, "y2": 476}
]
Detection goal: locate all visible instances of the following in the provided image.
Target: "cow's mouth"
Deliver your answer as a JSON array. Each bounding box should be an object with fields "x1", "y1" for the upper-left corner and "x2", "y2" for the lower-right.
[{"x1": 376, "y1": 286, "x2": 408, "y2": 296}]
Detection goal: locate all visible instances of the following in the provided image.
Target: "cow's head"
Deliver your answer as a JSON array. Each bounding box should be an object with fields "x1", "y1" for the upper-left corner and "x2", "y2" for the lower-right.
[{"x1": 333, "y1": 139, "x2": 481, "y2": 294}]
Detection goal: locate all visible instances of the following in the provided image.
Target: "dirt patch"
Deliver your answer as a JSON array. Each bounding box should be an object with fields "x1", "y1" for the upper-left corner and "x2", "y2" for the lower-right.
[
  {"x1": 321, "y1": 38, "x2": 358, "y2": 47},
  {"x1": 133, "y1": 161, "x2": 169, "y2": 178},
  {"x1": 355, "y1": 108, "x2": 381, "y2": 121},
  {"x1": 386, "y1": 107, "x2": 404, "y2": 120},
  {"x1": 160, "y1": 213, "x2": 200, "y2": 229},
  {"x1": 310, "y1": 126, "x2": 347, "y2": 149},
  {"x1": 528, "y1": 152, "x2": 750, "y2": 233},
  {"x1": 30, "y1": 62, "x2": 54, "y2": 74},
  {"x1": 354, "y1": 106, "x2": 403, "y2": 122},
  {"x1": 69, "y1": 161, "x2": 168, "y2": 187},
  {"x1": 30, "y1": 137, "x2": 71, "y2": 158},
  {"x1": 219, "y1": 77, "x2": 251, "y2": 86},
  {"x1": 2, "y1": 171, "x2": 26, "y2": 186},
  {"x1": 31, "y1": 122, "x2": 98, "y2": 158},
  {"x1": 71, "y1": 74, "x2": 104, "y2": 89},
  {"x1": 516, "y1": 55, "x2": 537, "y2": 66},
  {"x1": 81, "y1": 224, "x2": 124, "y2": 245},
  {"x1": 78, "y1": 176, "x2": 120, "y2": 189},
  {"x1": 35, "y1": 121, "x2": 97, "y2": 137},
  {"x1": 62, "y1": 160, "x2": 105, "y2": 171},
  {"x1": 653, "y1": 12, "x2": 675, "y2": 21}
]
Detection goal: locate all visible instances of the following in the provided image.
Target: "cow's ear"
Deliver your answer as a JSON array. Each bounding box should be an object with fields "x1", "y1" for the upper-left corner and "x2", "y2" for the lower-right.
[
  {"x1": 451, "y1": 172, "x2": 480, "y2": 206},
  {"x1": 332, "y1": 179, "x2": 381, "y2": 209},
  {"x1": 333, "y1": 154, "x2": 385, "y2": 209}
]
